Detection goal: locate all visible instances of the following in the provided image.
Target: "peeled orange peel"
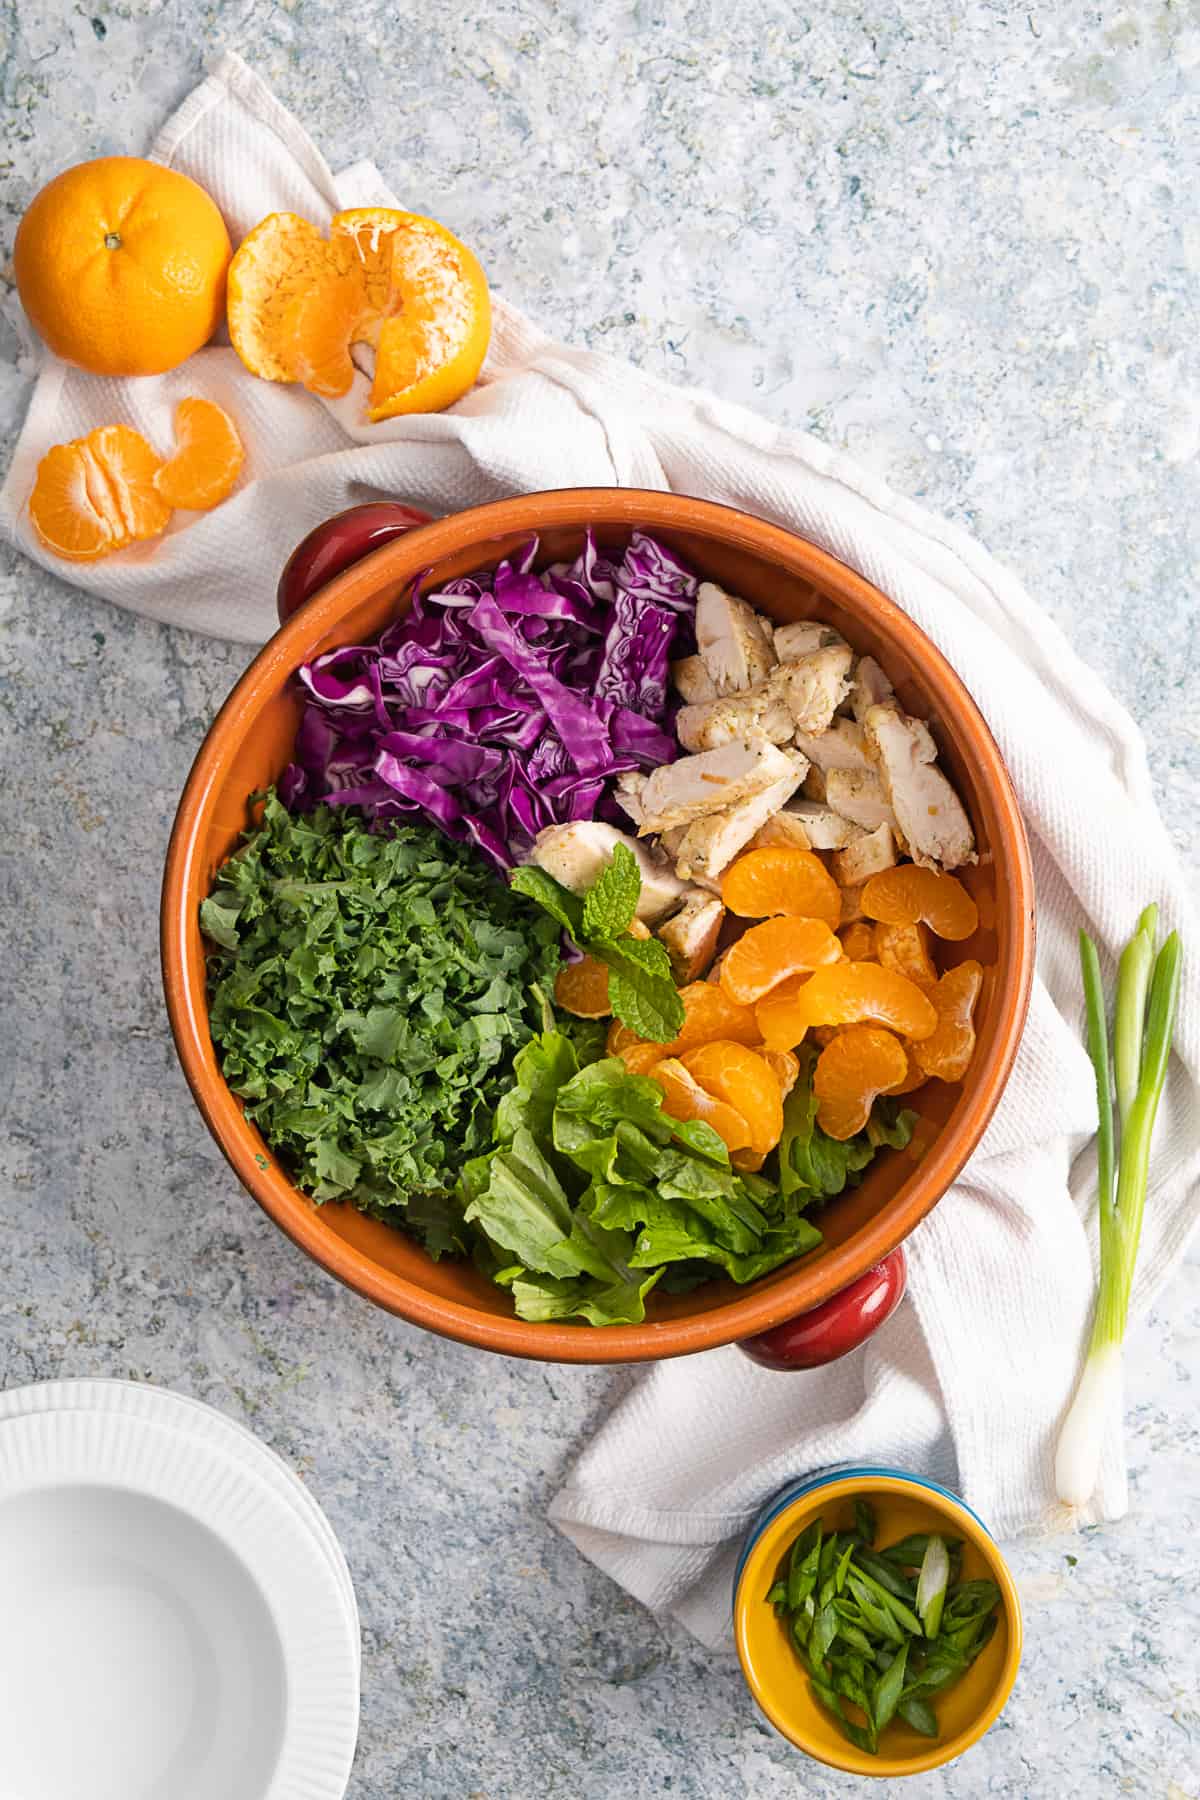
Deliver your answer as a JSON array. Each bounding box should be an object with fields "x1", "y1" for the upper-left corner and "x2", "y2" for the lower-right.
[
  {"x1": 29, "y1": 399, "x2": 245, "y2": 561},
  {"x1": 813, "y1": 1026, "x2": 910, "y2": 1140},
  {"x1": 862, "y1": 864, "x2": 979, "y2": 942},
  {"x1": 226, "y1": 207, "x2": 491, "y2": 420},
  {"x1": 719, "y1": 915, "x2": 842, "y2": 1006}
]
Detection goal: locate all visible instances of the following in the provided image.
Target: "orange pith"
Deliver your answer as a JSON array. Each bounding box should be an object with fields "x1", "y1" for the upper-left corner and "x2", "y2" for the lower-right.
[
  {"x1": 721, "y1": 848, "x2": 842, "y2": 927},
  {"x1": 650, "y1": 1058, "x2": 752, "y2": 1152},
  {"x1": 862, "y1": 865, "x2": 979, "y2": 942},
  {"x1": 555, "y1": 955, "x2": 613, "y2": 1019},
  {"x1": 913, "y1": 960, "x2": 983, "y2": 1081},
  {"x1": 718, "y1": 915, "x2": 842, "y2": 1005},
  {"x1": 154, "y1": 398, "x2": 244, "y2": 510},
  {"x1": 813, "y1": 1026, "x2": 910, "y2": 1140},
  {"x1": 680, "y1": 1041, "x2": 784, "y2": 1155},
  {"x1": 14, "y1": 156, "x2": 230, "y2": 377},
  {"x1": 29, "y1": 424, "x2": 170, "y2": 561},
  {"x1": 874, "y1": 919, "x2": 938, "y2": 990},
  {"x1": 755, "y1": 961, "x2": 938, "y2": 1052},
  {"x1": 226, "y1": 207, "x2": 491, "y2": 419}
]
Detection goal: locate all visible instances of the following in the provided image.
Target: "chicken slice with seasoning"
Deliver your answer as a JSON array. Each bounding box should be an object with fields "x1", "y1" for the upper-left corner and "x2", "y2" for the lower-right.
[
  {"x1": 675, "y1": 683, "x2": 796, "y2": 753},
  {"x1": 791, "y1": 716, "x2": 873, "y2": 773},
  {"x1": 831, "y1": 822, "x2": 897, "y2": 886},
  {"x1": 824, "y1": 768, "x2": 900, "y2": 833},
  {"x1": 773, "y1": 620, "x2": 849, "y2": 662},
  {"x1": 695, "y1": 582, "x2": 777, "y2": 693},
  {"x1": 752, "y1": 799, "x2": 864, "y2": 853},
  {"x1": 672, "y1": 758, "x2": 807, "y2": 883},
  {"x1": 637, "y1": 740, "x2": 803, "y2": 834},
  {"x1": 850, "y1": 655, "x2": 894, "y2": 722},
  {"x1": 531, "y1": 821, "x2": 687, "y2": 922},
  {"x1": 655, "y1": 891, "x2": 726, "y2": 982},
  {"x1": 863, "y1": 703, "x2": 976, "y2": 870},
  {"x1": 671, "y1": 654, "x2": 718, "y2": 705},
  {"x1": 770, "y1": 644, "x2": 854, "y2": 735}
]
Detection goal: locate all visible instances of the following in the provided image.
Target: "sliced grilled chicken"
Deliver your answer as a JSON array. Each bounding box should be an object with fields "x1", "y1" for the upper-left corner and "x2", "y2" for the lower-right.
[
  {"x1": 671, "y1": 655, "x2": 718, "y2": 705},
  {"x1": 672, "y1": 765, "x2": 806, "y2": 882},
  {"x1": 656, "y1": 892, "x2": 725, "y2": 982},
  {"x1": 792, "y1": 716, "x2": 873, "y2": 773},
  {"x1": 770, "y1": 644, "x2": 854, "y2": 734},
  {"x1": 638, "y1": 740, "x2": 802, "y2": 834},
  {"x1": 863, "y1": 703, "x2": 976, "y2": 870},
  {"x1": 832, "y1": 822, "x2": 897, "y2": 886},
  {"x1": 612, "y1": 771, "x2": 647, "y2": 828},
  {"x1": 754, "y1": 799, "x2": 864, "y2": 852},
  {"x1": 773, "y1": 620, "x2": 849, "y2": 662},
  {"x1": 675, "y1": 684, "x2": 796, "y2": 753},
  {"x1": 695, "y1": 582, "x2": 777, "y2": 693},
  {"x1": 531, "y1": 821, "x2": 687, "y2": 921},
  {"x1": 824, "y1": 768, "x2": 900, "y2": 833},
  {"x1": 851, "y1": 655, "x2": 894, "y2": 722}
]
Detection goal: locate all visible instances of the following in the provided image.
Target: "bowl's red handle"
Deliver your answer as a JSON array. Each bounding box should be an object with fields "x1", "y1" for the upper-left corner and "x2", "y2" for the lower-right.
[
  {"x1": 276, "y1": 501, "x2": 435, "y2": 626},
  {"x1": 736, "y1": 1247, "x2": 907, "y2": 1370}
]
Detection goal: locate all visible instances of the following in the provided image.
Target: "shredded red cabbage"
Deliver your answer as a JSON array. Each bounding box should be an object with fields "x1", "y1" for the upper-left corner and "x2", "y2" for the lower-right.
[{"x1": 279, "y1": 529, "x2": 698, "y2": 867}]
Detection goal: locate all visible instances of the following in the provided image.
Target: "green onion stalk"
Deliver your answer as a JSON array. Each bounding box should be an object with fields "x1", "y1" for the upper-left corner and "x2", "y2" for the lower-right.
[{"x1": 1055, "y1": 905, "x2": 1182, "y2": 1507}]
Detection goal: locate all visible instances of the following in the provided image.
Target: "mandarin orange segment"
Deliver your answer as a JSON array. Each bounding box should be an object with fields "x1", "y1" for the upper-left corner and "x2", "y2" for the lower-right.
[
  {"x1": 28, "y1": 442, "x2": 118, "y2": 561},
  {"x1": 635, "y1": 981, "x2": 761, "y2": 1060},
  {"x1": 755, "y1": 961, "x2": 938, "y2": 1051},
  {"x1": 29, "y1": 425, "x2": 169, "y2": 562},
  {"x1": 153, "y1": 397, "x2": 244, "y2": 510},
  {"x1": 887, "y1": 1039, "x2": 929, "y2": 1097},
  {"x1": 720, "y1": 847, "x2": 842, "y2": 926},
  {"x1": 718, "y1": 915, "x2": 842, "y2": 1005},
  {"x1": 88, "y1": 425, "x2": 171, "y2": 544},
  {"x1": 862, "y1": 865, "x2": 979, "y2": 942},
  {"x1": 283, "y1": 272, "x2": 365, "y2": 398},
  {"x1": 874, "y1": 919, "x2": 937, "y2": 990},
  {"x1": 913, "y1": 960, "x2": 983, "y2": 1081},
  {"x1": 651, "y1": 1058, "x2": 752, "y2": 1152},
  {"x1": 732, "y1": 1148, "x2": 767, "y2": 1173},
  {"x1": 617, "y1": 1041, "x2": 671, "y2": 1076},
  {"x1": 680, "y1": 1041, "x2": 784, "y2": 1155},
  {"x1": 838, "y1": 922, "x2": 876, "y2": 962},
  {"x1": 607, "y1": 1021, "x2": 637, "y2": 1056},
  {"x1": 555, "y1": 955, "x2": 612, "y2": 1019},
  {"x1": 759, "y1": 1047, "x2": 800, "y2": 1098},
  {"x1": 813, "y1": 1027, "x2": 910, "y2": 1140}
]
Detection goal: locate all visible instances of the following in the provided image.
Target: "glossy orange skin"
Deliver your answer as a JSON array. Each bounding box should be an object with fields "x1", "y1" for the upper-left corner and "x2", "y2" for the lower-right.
[
  {"x1": 15, "y1": 157, "x2": 230, "y2": 376},
  {"x1": 162, "y1": 490, "x2": 1034, "y2": 1364}
]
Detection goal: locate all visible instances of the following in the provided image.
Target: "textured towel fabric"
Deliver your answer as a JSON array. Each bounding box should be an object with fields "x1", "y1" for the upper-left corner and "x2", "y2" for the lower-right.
[{"x1": 5, "y1": 55, "x2": 1197, "y2": 1652}]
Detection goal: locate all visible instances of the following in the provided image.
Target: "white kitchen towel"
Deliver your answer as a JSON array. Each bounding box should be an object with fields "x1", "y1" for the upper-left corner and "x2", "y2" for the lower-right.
[{"x1": 4, "y1": 54, "x2": 1198, "y2": 1652}]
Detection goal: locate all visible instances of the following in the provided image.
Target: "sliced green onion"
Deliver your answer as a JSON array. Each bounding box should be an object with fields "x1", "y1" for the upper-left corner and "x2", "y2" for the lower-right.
[
  {"x1": 916, "y1": 1536, "x2": 950, "y2": 1638},
  {"x1": 1056, "y1": 914, "x2": 1182, "y2": 1507}
]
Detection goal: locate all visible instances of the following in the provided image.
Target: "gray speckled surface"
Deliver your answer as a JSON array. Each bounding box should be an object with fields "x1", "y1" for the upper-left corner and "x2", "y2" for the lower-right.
[{"x1": 2, "y1": 4, "x2": 1199, "y2": 1797}]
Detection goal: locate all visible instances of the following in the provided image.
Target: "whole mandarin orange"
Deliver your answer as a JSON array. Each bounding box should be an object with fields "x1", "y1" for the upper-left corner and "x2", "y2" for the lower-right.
[{"x1": 14, "y1": 156, "x2": 231, "y2": 376}]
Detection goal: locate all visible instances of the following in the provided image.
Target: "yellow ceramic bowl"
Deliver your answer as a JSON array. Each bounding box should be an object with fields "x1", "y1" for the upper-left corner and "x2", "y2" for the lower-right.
[{"x1": 733, "y1": 1472, "x2": 1022, "y2": 1777}]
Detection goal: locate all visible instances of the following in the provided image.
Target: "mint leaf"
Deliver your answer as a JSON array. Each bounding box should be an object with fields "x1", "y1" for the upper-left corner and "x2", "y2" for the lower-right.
[
  {"x1": 581, "y1": 843, "x2": 642, "y2": 942},
  {"x1": 597, "y1": 936, "x2": 686, "y2": 1042},
  {"x1": 508, "y1": 865, "x2": 584, "y2": 938}
]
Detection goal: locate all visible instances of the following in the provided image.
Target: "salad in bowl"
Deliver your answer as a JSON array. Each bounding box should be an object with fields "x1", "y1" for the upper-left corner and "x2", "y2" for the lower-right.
[{"x1": 163, "y1": 491, "x2": 1034, "y2": 1362}]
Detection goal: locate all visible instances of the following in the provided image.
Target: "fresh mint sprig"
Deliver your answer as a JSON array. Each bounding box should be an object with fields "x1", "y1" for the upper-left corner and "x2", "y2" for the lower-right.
[{"x1": 510, "y1": 845, "x2": 685, "y2": 1042}]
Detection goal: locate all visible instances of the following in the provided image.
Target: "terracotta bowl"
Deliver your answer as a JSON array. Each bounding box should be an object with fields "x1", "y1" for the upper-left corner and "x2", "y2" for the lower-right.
[{"x1": 162, "y1": 490, "x2": 1034, "y2": 1364}]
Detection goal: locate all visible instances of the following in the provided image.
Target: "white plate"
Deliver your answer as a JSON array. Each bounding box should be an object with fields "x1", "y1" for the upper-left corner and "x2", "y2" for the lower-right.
[
  {"x1": 0, "y1": 1379, "x2": 359, "y2": 1673},
  {"x1": 0, "y1": 1409, "x2": 359, "y2": 1800}
]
